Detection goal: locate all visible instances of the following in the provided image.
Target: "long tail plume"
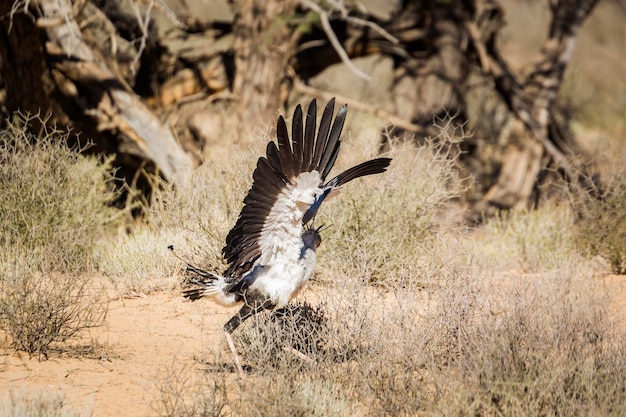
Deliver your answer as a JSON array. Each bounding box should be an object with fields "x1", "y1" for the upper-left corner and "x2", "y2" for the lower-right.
[{"x1": 168, "y1": 245, "x2": 222, "y2": 300}]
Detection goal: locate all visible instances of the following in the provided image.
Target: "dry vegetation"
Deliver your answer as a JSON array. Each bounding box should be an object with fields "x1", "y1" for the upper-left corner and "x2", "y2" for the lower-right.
[
  {"x1": 1, "y1": 2, "x2": 625, "y2": 414},
  {"x1": 1, "y1": 107, "x2": 625, "y2": 415},
  {"x1": 0, "y1": 389, "x2": 84, "y2": 417},
  {"x1": 0, "y1": 117, "x2": 119, "y2": 358}
]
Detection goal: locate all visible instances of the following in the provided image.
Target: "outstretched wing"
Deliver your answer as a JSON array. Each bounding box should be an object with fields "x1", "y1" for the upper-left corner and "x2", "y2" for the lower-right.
[{"x1": 222, "y1": 98, "x2": 391, "y2": 280}]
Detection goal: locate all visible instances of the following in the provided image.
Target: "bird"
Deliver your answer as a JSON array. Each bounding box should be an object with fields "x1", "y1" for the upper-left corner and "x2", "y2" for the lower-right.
[{"x1": 172, "y1": 97, "x2": 391, "y2": 372}]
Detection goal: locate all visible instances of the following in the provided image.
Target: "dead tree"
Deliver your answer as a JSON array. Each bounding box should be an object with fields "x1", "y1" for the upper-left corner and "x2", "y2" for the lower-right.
[
  {"x1": 0, "y1": 0, "x2": 192, "y2": 190},
  {"x1": 293, "y1": 0, "x2": 599, "y2": 220},
  {"x1": 0, "y1": 0, "x2": 604, "y2": 216},
  {"x1": 467, "y1": 0, "x2": 599, "y2": 220}
]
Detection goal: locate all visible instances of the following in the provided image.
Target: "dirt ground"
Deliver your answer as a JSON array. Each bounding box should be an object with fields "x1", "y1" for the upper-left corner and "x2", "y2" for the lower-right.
[
  {"x1": 0, "y1": 289, "x2": 241, "y2": 416},
  {"x1": 0, "y1": 275, "x2": 624, "y2": 417}
]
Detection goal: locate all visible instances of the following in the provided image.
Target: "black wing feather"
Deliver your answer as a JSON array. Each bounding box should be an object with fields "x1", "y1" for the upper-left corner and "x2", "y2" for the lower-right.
[
  {"x1": 266, "y1": 141, "x2": 285, "y2": 177},
  {"x1": 318, "y1": 103, "x2": 346, "y2": 181},
  {"x1": 276, "y1": 116, "x2": 294, "y2": 180},
  {"x1": 221, "y1": 97, "x2": 392, "y2": 283},
  {"x1": 291, "y1": 104, "x2": 304, "y2": 175},
  {"x1": 302, "y1": 99, "x2": 317, "y2": 171},
  {"x1": 328, "y1": 158, "x2": 392, "y2": 187},
  {"x1": 311, "y1": 98, "x2": 335, "y2": 170},
  {"x1": 224, "y1": 159, "x2": 283, "y2": 276}
]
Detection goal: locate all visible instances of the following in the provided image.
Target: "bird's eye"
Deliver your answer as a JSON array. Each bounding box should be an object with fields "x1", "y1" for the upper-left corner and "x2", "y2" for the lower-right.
[{"x1": 316, "y1": 238, "x2": 322, "y2": 248}]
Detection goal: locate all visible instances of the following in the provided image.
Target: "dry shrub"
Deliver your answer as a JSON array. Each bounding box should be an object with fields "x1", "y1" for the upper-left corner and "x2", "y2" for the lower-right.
[
  {"x1": 0, "y1": 119, "x2": 120, "y2": 273},
  {"x1": 317, "y1": 137, "x2": 463, "y2": 285},
  {"x1": 0, "y1": 117, "x2": 116, "y2": 357},
  {"x1": 233, "y1": 301, "x2": 328, "y2": 373},
  {"x1": 98, "y1": 149, "x2": 254, "y2": 294},
  {"x1": 0, "y1": 268, "x2": 106, "y2": 359},
  {"x1": 155, "y1": 363, "x2": 228, "y2": 417},
  {"x1": 418, "y1": 265, "x2": 626, "y2": 416},
  {"x1": 572, "y1": 174, "x2": 626, "y2": 274},
  {"x1": 0, "y1": 389, "x2": 89, "y2": 417}
]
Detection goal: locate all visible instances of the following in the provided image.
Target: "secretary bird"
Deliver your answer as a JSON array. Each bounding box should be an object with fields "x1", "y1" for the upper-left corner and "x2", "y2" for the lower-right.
[{"x1": 171, "y1": 98, "x2": 391, "y2": 375}]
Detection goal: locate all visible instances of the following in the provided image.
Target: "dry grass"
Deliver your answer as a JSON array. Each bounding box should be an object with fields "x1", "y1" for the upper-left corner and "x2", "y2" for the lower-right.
[
  {"x1": 572, "y1": 174, "x2": 626, "y2": 274},
  {"x1": 150, "y1": 126, "x2": 625, "y2": 416},
  {"x1": 0, "y1": 117, "x2": 118, "y2": 357},
  {"x1": 0, "y1": 389, "x2": 89, "y2": 417},
  {"x1": 154, "y1": 362, "x2": 228, "y2": 417},
  {"x1": 96, "y1": 149, "x2": 255, "y2": 296},
  {"x1": 2, "y1": 107, "x2": 624, "y2": 415}
]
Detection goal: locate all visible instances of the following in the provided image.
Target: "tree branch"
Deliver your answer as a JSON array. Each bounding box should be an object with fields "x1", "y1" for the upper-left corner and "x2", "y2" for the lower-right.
[
  {"x1": 294, "y1": 80, "x2": 427, "y2": 135},
  {"x1": 299, "y1": 0, "x2": 371, "y2": 81}
]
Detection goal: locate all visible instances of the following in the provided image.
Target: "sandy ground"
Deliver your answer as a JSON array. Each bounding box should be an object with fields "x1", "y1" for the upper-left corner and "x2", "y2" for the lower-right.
[
  {"x1": 0, "y1": 275, "x2": 624, "y2": 417},
  {"x1": 0, "y1": 290, "x2": 241, "y2": 416}
]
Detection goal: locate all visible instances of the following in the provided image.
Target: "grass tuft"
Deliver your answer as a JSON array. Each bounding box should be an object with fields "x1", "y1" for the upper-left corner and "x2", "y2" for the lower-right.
[{"x1": 0, "y1": 389, "x2": 89, "y2": 417}]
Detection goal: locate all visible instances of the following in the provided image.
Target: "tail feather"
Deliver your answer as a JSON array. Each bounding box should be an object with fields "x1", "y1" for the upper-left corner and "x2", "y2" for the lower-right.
[
  {"x1": 182, "y1": 283, "x2": 223, "y2": 300},
  {"x1": 185, "y1": 264, "x2": 222, "y2": 283},
  {"x1": 183, "y1": 267, "x2": 223, "y2": 301},
  {"x1": 168, "y1": 245, "x2": 224, "y2": 301},
  {"x1": 182, "y1": 288, "x2": 207, "y2": 301}
]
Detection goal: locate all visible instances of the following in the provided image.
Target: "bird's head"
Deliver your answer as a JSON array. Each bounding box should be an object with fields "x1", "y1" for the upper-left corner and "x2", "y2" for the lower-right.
[{"x1": 301, "y1": 224, "x2": 324, "y2": 253}]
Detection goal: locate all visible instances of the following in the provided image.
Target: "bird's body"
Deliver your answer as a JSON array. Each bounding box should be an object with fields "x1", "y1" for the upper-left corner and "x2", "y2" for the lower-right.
[{"x1": 179, "y1": 98, "x2": 391, "y2": 334}]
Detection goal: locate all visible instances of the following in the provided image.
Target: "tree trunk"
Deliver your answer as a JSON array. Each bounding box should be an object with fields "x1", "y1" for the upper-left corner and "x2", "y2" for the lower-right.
[
  {"x1": 469, "y1": 0, "x2": 598, "y2": 220},
  {"x1": 386, "y1": 2, "x2": 471, "y2": 141},
  {"x1": 0, "y1": 0, "x2": 192, "y2": 188},
  {"x1": 229, "y1": 0, "x2": 299, "y2": 137}
]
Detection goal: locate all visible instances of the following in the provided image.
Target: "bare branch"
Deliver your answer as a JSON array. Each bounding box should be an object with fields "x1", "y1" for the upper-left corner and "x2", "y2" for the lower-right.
[
  {"x1": 128, "y1": 0, "x2": 155, "y2": 75},
  {"x1": 325, "y1": 0, "x2": 399, "y2": 45},
  {"x1": 294, "y1": 80, "x2": 426, "y2": 134},
  {"x1": 152, "y1": 0, "x2": 186, "y2": 29},
  {"x1": 299, "y1": 0, "x2": 371, "y2": 81}
]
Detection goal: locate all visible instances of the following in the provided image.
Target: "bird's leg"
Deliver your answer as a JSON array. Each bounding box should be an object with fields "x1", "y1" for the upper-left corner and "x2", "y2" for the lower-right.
[
  {"x1": 224, "y1": 330, "x2": 246, "y2": 380},
  {"x1": 224, "y1": 297, "x2": 273, "y2": 333},
  {"x1": 222, "y1": 297, "x2": 275, "y2": 379},
  {"x1": 223, "y1": 303, "x2": 254, "y2": 380}
]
